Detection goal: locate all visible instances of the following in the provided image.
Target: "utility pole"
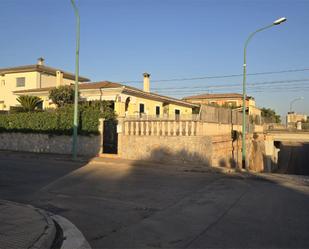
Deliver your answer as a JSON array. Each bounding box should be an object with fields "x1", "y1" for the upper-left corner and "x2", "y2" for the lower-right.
[
  {"x1": 242, "y1": 17, "x2": 287, "y2": 169},
  {"x1": 70, "y1": 0, "x2": 80, "y2": 160}
]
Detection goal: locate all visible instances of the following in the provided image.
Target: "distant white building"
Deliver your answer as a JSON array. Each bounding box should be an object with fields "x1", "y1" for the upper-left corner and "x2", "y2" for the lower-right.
[{"x1": 286, "y1": 112, "x2": 307, "y2": 128}]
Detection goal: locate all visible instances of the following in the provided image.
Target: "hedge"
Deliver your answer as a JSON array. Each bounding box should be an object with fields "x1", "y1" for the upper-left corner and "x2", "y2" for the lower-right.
[{"x1": 0, "y1": 105, "x2": 102, "y2": 135}]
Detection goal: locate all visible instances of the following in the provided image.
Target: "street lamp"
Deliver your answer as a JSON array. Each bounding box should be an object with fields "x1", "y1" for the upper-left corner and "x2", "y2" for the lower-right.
[
  {"x1": 289, "y1": 97, "x2": 304, "y2": 112},
  {"x1": 70, "y1": 0, "x2": 80, "y2": 160},
  {"x1": 241, "y1": 17, "x2": 287, "y2": 169}
]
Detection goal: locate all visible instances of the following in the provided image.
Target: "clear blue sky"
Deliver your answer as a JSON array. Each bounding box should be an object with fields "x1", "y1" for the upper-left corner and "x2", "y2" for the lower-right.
[{"x1": 1, "y1": 0, "x2": 308, "y2": 118}]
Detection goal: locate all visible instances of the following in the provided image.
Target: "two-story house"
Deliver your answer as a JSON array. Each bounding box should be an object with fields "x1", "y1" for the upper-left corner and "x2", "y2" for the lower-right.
[
  {"x1": 183, "y1": 93, "x2": 261, "y2": 119},
  {"x1": 14, "y1": 72, "x2": 197, "y2": 118},
  {"x1": 0, "y1": 58, "x2": 90, "y2": 110}
]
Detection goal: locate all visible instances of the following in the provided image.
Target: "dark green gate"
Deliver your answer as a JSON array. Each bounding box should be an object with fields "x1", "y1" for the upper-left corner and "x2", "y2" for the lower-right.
[{"x1": 103, "y1": 120, "x2": 118, "y2": 154}]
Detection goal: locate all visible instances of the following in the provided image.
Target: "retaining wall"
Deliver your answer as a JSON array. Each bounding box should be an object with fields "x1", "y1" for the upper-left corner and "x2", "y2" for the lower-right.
[
  {"x1": 119, "y1": 135, "x2": 213, "y2": 165},
  {"x1": 0, "y1": 133, "x2": 101, "y2": 156}
]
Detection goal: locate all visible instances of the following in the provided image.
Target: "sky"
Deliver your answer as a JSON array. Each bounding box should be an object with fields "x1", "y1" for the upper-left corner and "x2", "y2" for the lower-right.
[{"x1": 0, "y1": 0, "x2": 308, "y2": 118}]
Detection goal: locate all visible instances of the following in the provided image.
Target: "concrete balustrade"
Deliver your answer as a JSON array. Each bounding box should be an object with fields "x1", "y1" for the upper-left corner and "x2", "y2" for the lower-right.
[{"x1": 123, "y1": 120, "x2": 199, "y2": 136}]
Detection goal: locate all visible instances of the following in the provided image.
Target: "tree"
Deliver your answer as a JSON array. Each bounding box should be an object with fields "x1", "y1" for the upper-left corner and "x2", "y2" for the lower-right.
[
  {"x1": 49, "y1": 85, "x2": 76, "y2": 107},
  {"x1": 80, "y1": 100, "x2": 116, "y2": 120},
  {"x1": 16, "y1": 95, "x2": 42, "y2": 112},
  {"x1": 261, "y1": 107, "x2": 281, "y2": 123}
]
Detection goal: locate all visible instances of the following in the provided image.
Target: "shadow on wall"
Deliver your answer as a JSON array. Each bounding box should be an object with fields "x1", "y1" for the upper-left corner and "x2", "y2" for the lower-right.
[
  {"x1": 131, "y1": 145, "x2": 240, "y2": 170},
  {"x1": 138, "y1": 147, "x2": 211, "y2": 167},
  {"x1": 218, "y1": 158, "x2": 237, "y2": 169}
]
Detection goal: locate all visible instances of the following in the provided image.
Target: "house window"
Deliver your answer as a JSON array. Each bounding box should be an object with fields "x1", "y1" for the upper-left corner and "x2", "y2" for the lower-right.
[
  {"x1": 175, "y1": 109, "x2": 180, "y2": 120},
  {"x1": 139, "y1": 103, "x2": 145, "y2": 114},
  {"x1": 156, "y1": 106, "x2": 160, "y2": 116},
  {"x1": 16, "y1": 77, "x2": 25, "y2": 87},
  {"x1": 0, "y1": 80, "x2": 5, "y2": 87}
]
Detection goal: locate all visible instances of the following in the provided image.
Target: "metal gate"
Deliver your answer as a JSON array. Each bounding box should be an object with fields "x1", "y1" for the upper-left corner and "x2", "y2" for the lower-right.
[{"x1": 103, "y1": 120, "x2": 118, "y2": 154}]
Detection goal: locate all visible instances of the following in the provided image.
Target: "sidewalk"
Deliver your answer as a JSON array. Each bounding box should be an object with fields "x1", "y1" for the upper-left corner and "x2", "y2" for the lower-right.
[{"x1": 0, "y1": 200, "x2": 56, "y2": 249}]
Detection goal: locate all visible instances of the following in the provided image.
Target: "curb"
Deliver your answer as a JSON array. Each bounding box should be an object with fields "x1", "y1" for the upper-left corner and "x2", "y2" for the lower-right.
[
  {"x1": 30, "y1": 208, "x2": 57, "y2": 249},
  {"x1": 0, "y1": 200, "x2": 91, "y2": 249},
  {"x1": 90, "y1": 156, "x2": 242, "y2": 174},
  {"x1": 0, "y1": 150, "x2": 90, "y2": 163},
  {"x1": 0, "y1": 200, "x2": 57, "y2": 249},
  {"x1": 51, "y1": 214, "x2": 91, "y2": 249}
]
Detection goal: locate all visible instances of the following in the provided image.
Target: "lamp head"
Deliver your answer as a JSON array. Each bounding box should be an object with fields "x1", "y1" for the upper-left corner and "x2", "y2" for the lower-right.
[{"x1": 273, "y1": 17, "x2": 287, "y2": 25}]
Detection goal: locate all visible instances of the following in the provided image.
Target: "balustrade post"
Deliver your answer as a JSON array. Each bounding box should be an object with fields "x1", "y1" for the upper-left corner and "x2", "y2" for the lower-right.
[
  {"x1": 156, "y1": 121, "x2": 160, "y2": 136},
  {"x1": 145, "y1": 121, "x2": 149, "y2": 136},
  {"x1": 162, "y1": 121, "x2": 165, "y2": 136},
  {"x1": 125, "y1": 121, "x2": 129, "y2": 135},
  {"x1": 185, "y1": 121, "x2": 189, "y2": 136},
  {"x1": 167, "y1": 121, "x2": 171, "y2": 136},
  {"x1": 151, "y1": 121, "x2": 155, "y2": 135},
  {"x1": 141, "y1": 121, "x2": 144, "y2": 135},
  {"x1": 135, "y1": 121, "x2": 139, "y2": 135},
  {"x1": 179, "y1": 121, "x2": 182, "y2": 136},
  {"x1": 173, "y1": 121, "x2": 177, "y2": 136},
  {"x1": 191, "y1": 121, "x2": 195, "y2": 135}
]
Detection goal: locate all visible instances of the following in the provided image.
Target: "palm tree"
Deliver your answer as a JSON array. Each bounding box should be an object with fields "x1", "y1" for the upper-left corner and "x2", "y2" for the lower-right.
[{"x1": 16, "y1": 95, "x2": 43, "y2": 112}]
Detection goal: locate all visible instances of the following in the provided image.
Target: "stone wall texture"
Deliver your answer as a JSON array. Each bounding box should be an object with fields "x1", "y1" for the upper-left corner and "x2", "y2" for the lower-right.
[
  {"x1": 0, "y1": 133, "x2": 101, "y2": 156},
  {"x1": 119, "y1": 133, "x2": 265, "y2": 171},
  {"x1": 119, "y1": 135, "x2": 213, "y2": 166}
]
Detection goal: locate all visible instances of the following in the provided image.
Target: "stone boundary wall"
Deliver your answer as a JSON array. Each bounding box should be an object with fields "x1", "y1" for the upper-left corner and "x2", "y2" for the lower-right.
[
  {"x1": 119, "y1": 132, "x2": 265, "y2": 171},
  {"x1": 119, "y1": 135, "x2": 213, "y2": 166},
  {"x1": 0, "y1": 133, "x2": 101, "y2": 156},
  {"x1": 211, "y1": 135, "x2": 240, "y2": 168}
]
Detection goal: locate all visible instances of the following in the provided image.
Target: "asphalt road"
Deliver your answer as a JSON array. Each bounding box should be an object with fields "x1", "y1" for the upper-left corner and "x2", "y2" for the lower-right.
[{"x1": 0, "y1": 152, "x2": 309, "y2": 248}]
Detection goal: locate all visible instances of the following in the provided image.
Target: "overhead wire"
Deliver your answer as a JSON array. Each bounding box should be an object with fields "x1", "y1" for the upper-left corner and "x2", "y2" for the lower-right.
[
  {"x1": 152, "y1": 78, "x2": 309, "y2": 92},
  {"x1": 117, "y1": 67, "x2": 309, "y2": 84}
]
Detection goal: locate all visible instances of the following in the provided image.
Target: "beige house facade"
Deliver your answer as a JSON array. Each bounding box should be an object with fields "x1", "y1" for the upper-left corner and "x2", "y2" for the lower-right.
[
  {"x1": 14, "y1": 72, "x2": 197, "y2": 118},
  {"x1": 183, "y1": 93, "x2": 261, "y2": 119},
  {"x1": 286, "y1": 112, "x2": 307, "y2": 125},
  {"x1": 0, "y1": 58, "x2": 89, "y2": 110}
]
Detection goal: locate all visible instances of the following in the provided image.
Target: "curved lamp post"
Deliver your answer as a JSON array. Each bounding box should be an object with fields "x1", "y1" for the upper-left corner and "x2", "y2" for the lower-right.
[
  {"x1": 242, "y1": 17, "x2": 287, "y2": 169},
  {"x1": 289, "y1": 97, "x2": 304, "y2": 112},
  {"x1": 70, "y1": 0, "x2": 80, "y2": 160}
]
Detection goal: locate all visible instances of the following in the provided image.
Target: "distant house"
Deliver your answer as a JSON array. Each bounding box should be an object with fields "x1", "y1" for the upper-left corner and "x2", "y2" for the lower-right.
[
  {"x1": 183, "y1": 92, "x2": 261, "y2": 119},
  {"x1": 14, "y1": 72, "x2": 198, "y2": 118},
  {"x1": 286, "y1": 112, "x2": 307, "y2": 128},
  {"x1": 0, "y1": 58, "x2": 90, "y2": 110}
]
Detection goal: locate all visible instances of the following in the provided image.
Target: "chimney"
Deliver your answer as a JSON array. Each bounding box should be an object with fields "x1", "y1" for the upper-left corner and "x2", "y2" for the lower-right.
[
  {"x1": 143, "y1": 72, "x2": 150, "y2": 92},
  {"x1": 56, "y1": 70, "x2": 64, "y2": 87},
  {"x1": 37, "y1": 57, "x2": 45, "y2": 66}
]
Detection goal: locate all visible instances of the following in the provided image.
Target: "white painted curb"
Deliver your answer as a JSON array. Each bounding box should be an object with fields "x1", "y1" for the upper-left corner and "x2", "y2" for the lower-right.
[{"x1": 51, "y1": 214, "x2": 91, "y2": 249}]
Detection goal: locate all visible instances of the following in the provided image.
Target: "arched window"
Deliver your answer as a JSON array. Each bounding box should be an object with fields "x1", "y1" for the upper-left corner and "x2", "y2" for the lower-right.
[{"x1": 125, "y1": 97, "x2": 131, "y2": 112}]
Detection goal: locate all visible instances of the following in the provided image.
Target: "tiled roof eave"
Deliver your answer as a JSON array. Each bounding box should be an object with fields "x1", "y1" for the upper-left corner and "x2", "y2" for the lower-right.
[
  {"x1": 123, "y1": 87, "x2": 198, "y2": 108},
  {"x1": 0, "y1": 64, "x2": 90, "y2": 82}
]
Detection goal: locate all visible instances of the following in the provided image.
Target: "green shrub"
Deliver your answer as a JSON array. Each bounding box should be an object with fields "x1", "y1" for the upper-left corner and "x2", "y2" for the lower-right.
[
  {"x1": 49, "y1": 86, "x2": 76, "y2": 107},
  {"x1": 79, "y1": 100, "x2": 116, "y2": 120},
  {"x1": 16, "y1": 95, "x2": 42, "y2": 112},
  {"x1": 0, "y1": 105, "x2": 104, "y2": 135}
]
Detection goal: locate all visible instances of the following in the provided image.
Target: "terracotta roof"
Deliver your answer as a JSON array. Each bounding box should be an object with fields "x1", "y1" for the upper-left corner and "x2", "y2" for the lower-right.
[
  {"x1": 183, "y1": 93, "x2": 252, "y2": 100},
  {"x1": 0, "y1": 64, "x2": 90, "y2": 82},
  {"x1": 79, "y1": 81, "x2": 123, "y2": 89},
  {"x1": 14, "y1": 81, "x2": 198, "y2": 108},
  {"x1": 13, "y1": 81, "x2": 122, "y2": 94}
]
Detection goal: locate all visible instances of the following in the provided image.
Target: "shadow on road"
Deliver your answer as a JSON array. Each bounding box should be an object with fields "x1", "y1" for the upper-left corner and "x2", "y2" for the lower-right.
[
  {"x1": 0, "y1": 148, "x2": 309, "y2": 249},
  {"x1": 0, "y1": 150, "x2": 91, "y2": 202}
]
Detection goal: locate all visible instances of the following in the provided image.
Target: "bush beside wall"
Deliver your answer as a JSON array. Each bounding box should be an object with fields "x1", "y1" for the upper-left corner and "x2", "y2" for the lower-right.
[{"x1": 0, "y1": 105, "x2": 101, "y2": 135}]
